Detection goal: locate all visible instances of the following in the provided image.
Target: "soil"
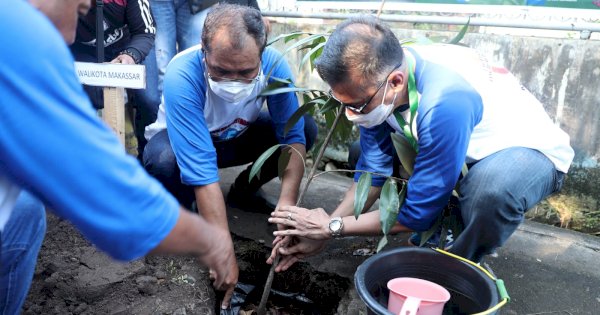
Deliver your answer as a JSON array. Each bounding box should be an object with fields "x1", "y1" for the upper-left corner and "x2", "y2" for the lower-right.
[
  {"x1": 23, "y1": 212, "x2": 217, "y2": 315},
  {"x1": 23, "y1": 213, "x2": 351, "y2": 315}
]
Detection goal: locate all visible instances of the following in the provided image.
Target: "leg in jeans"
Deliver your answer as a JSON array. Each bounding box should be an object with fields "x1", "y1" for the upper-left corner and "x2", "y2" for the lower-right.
[
  {"x1": 143, "y1": 129, "x2": 195, "y2": 207},
  {"x1": 132, "y1": 47, "x2": 161, "y2": 156},
  {"x1": 225, "y1": 112, "x2": 318, "y2": 192},
  {"x1": 0, "y1": 191, "x2": 46, "y2": 315},
  {"x1": 450, "y1": 147, "x2": 563, "y2": 262},
  {"x1": 177, "y1": 3, "x2": 207, "y2": 50},
  {"x1": 150, "y1": 0, "x2": 178, "y2": 94}
]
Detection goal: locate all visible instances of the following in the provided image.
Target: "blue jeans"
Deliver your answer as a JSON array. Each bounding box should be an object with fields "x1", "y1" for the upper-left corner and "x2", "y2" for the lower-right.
[
  {"x1": 349, "y1": 145, "x2": 564, "y2": 262},
  {"x1": 0, "y1": 191, "x2": 46, "y2": 315},
  {"x1": 150, "y1": 0, "x2": 208, "y2": 94},
  {"x1": 451, "y1": 147, "x2": 564, "y2": 262},
  {"x1": 142, "y1": 112, "x2": 318, "y2": 207}
]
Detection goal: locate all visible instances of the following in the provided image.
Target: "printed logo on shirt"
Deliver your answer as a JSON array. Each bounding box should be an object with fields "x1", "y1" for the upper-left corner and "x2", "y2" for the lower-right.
[{"x1": 210, "y1": 118, "x2": 250, "y2": 141}]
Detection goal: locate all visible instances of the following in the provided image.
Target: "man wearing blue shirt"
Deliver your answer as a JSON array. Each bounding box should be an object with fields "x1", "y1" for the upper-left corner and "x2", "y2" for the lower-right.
[
  {"x1": 142, "y1": 3, "x2": 317, "y2": 298},
  {"x1": 0, "y1": 0, "x2": 237, "y2": 312},
  {"x1": 267, "y1": 16, "x2": 574, "y2": 271}
]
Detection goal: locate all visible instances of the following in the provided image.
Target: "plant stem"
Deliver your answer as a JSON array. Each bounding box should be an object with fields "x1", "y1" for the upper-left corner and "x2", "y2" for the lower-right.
[
  {"x1": 297, "y1": 107, "x2": 345, "y2": 206},
  {"x1": 376, "y1": 0, "x2": 387, "y2": 19},
  {"x1": 312, "y1": 169, "x2": 406, "y2": 184},
  {"x1": 256, "y1": 107, "x2": 345, "y2": 315}
]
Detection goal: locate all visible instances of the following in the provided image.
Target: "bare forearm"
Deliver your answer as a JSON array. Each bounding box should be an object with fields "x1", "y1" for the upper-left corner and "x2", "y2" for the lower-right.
[
  {"x1": 278, "y1": 143, "x2": 306, "y2": 207},
  {"x1": 340, "y1": 209, "x2": 411, "y2": 236},
  {"x1": 150, "y1": 207, "x2": 216, "y2": 256},
  {"x1": 194, "y1": 183, "x2": 229, "y2": 231},
  {"x1": 331, "y1": 183, "x2": 381, "y2": 217}
]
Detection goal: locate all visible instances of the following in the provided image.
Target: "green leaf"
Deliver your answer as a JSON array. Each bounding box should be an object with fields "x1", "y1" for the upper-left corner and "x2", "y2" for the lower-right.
[
  {"x1": 249, "y1": 144, "x2": 282, "y2": 183},
  {"x1": 310, "y1": 45, "x2": 325, "y2": 72},
  {"x1": 267, "y1": 31, "x2": 308, "y2": 46},
  {"x1": 354, "y1": 173, "x2": 372, "y2": 219},
  {"x1": 318, "y1": 97, "x2": 340, "y2": 115},
  {"x1": 299, "y1": 42, "x2": 326, "y2": 71},
  {"x1": 277, "y1": 147, "x2": 292, "y2": 181},
  {"x1": 260, "y1": 86, "x2": 314, "y2": 97},
  {"x1": 449, "y1": 16, "x2": 471, "y2": 45},
  {"x1": 265, "y1": 33, "x2": 326, "y2": 81},
  {"x1": 401, "y1": 37, "x2": 433, "y2": 46},
  {"x1": 376, "y1": 235, "x2": 388, "y2": 253},
  {"x1": 379, "y1": 178, "x2": 400, "y2": 235},
  {"x1": 284, "y1": 102, "x2": 318, "y2": 137},
  {"x1": 454, "y1": 163, "x2": 469, "y2": 194},
  {"x1": 333, "y1": 109, "x2": 354, "y2": 143},
  {"x1": 269, "y1": 76, "x2": 293, "y2": 85},
  {"x1": 390, "y1": 133, "x2": 417, "y2": 176}
]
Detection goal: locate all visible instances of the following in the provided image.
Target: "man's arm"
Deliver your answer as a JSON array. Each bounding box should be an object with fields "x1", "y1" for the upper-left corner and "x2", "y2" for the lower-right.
[
  {"x1": 123, "y1": 0, "x2": 155, "y2": 62},
  {"x1": 151, "y1": 207, "x2": 235, "y2": 291},
  {"x1": 193, "y1": 183, "x2": 238, "y2": 309},
  {"x1": 276, "y1": 143, "x2": 306, "y2": 208}
]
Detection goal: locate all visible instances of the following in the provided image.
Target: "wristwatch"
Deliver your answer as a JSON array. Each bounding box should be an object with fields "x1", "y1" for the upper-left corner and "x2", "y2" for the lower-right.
[
  {"x1": 119, "y1": 48, "x2": 141, "y2": 64},
  {"x1": 328, "y1": 217, "x2": 344, "y2": 238}
]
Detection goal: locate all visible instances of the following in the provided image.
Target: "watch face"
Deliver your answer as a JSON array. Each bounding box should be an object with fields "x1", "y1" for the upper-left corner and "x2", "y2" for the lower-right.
[{"x1": 330, "y1": 220, "x2": 342, "y2": 232}]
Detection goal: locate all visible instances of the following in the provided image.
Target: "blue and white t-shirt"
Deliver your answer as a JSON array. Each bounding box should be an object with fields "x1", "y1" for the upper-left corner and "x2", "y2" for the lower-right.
[
  {"x1": 156, "y1": 46, "x2": 306, "y2": 186},
  {"x1": 356, "y1": 44, "x2": 574, "y2": 231},
  {"x1": 0, "y1": 0, "x2": 179, "y2": 261}
]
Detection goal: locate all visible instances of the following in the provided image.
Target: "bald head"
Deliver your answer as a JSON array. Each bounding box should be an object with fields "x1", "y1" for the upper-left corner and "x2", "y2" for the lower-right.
[{"x1": 201, "y1": 3, "x2": 266, "y2": 56}]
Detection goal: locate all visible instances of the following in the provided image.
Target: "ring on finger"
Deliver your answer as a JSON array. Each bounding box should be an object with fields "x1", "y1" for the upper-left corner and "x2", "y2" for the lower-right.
[{"x1": 287, "y1": 212, "x2": 293, "y2": 221}]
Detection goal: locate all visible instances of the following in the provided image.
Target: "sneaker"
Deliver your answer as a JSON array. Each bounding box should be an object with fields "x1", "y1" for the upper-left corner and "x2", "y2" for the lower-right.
[
  {"x1": 226, "y1": 183, "x2": 276, "y2": 213},
  {"x1": 408, "y1": 228, "x2": 454, "y2": 249}
]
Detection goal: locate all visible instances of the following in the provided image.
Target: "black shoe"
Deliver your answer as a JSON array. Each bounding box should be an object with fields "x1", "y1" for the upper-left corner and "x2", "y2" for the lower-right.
[{"x1": 226, "y1": 183, "x2": 276, "y2": 213}]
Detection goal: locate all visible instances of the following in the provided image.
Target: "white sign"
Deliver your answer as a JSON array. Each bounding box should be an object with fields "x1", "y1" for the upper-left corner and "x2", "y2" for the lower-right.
[{"x1": 74, "y1": 62, "x2": 146, "y2": 89}]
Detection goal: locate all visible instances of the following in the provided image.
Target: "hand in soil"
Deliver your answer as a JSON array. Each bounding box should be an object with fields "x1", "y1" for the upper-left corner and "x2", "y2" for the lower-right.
[
  {"x1": 200, "y1": 226, "x2": 239, "y2": 309},
  {"x1": 272, "y1": 237, "x2": 327, "y2": 272}
]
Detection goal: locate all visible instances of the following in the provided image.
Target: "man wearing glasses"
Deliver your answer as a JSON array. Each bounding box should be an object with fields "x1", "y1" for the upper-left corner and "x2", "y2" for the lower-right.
[
  {"x1": 267, "y1": 16, "x2": 574, "y2": 272},
  {"x1": 142, "y1": 3, "x2": 316, "y2": 306}
]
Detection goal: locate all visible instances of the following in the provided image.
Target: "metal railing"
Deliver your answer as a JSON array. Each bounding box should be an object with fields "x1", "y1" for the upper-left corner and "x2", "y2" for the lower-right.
[{"x1": 262, "y1": 10, "x2": 600, "y2": 39}]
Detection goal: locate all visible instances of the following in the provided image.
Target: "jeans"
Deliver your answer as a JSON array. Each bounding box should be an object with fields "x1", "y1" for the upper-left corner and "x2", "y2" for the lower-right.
[
  {"x1": 0, "y1": 191, "x2": 46, "y2": 315},
  {"x1": 150, "y1": 0, "x2": 208, "y2": 94},
  {"x1": 143, "y1": 112, "x2": 318, "y2": 207},
  {"x1": 451, "y1": 147, "x2": 564, "y2": 262},
  {"x1": 349, "y1": 144, "x2": 564, "y2": 262}
]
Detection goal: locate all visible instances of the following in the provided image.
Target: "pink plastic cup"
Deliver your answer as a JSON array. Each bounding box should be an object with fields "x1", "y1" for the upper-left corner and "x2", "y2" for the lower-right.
[{"x1": 387, "y1": 277, "x2": 451, "y2": 315}]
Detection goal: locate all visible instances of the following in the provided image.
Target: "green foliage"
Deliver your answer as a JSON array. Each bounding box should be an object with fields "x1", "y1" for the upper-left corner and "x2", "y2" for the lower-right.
[
  {"x1": 249, "y1": 144, "x2": 282, "y2": 183},
  {"x1": 277, "y1": 148, "x2": 292, "y2": 181},
  {"x1": 449, "y1": 17, "x2": 471, "y2": 45},
  {"x1": 354, "y1": 173, "x2": 373, "y2": 219},
  {"x1": 391, "y1": 133, "x2": 417, "y2": 176}
]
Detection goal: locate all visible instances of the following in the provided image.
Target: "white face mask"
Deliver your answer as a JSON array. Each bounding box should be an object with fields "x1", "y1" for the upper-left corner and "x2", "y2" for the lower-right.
[
  {"x1": 345, "y1": 82, "x2": 397, "y2": 129},
  {"x1": 208, "y1": 77, "x2": 258, "y2": 104}
]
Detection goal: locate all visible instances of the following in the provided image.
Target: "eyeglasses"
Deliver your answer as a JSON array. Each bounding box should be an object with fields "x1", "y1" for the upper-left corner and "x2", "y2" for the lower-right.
[
  {"x1": 203, "y1": 50, "x2": 261, "y2": 84},
  {"x1": 207, "y1": 71, "x2": 261, "y2": 85},
  {"x1": 329, "y1": 62, "x2": 403, "y2": 114}
]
